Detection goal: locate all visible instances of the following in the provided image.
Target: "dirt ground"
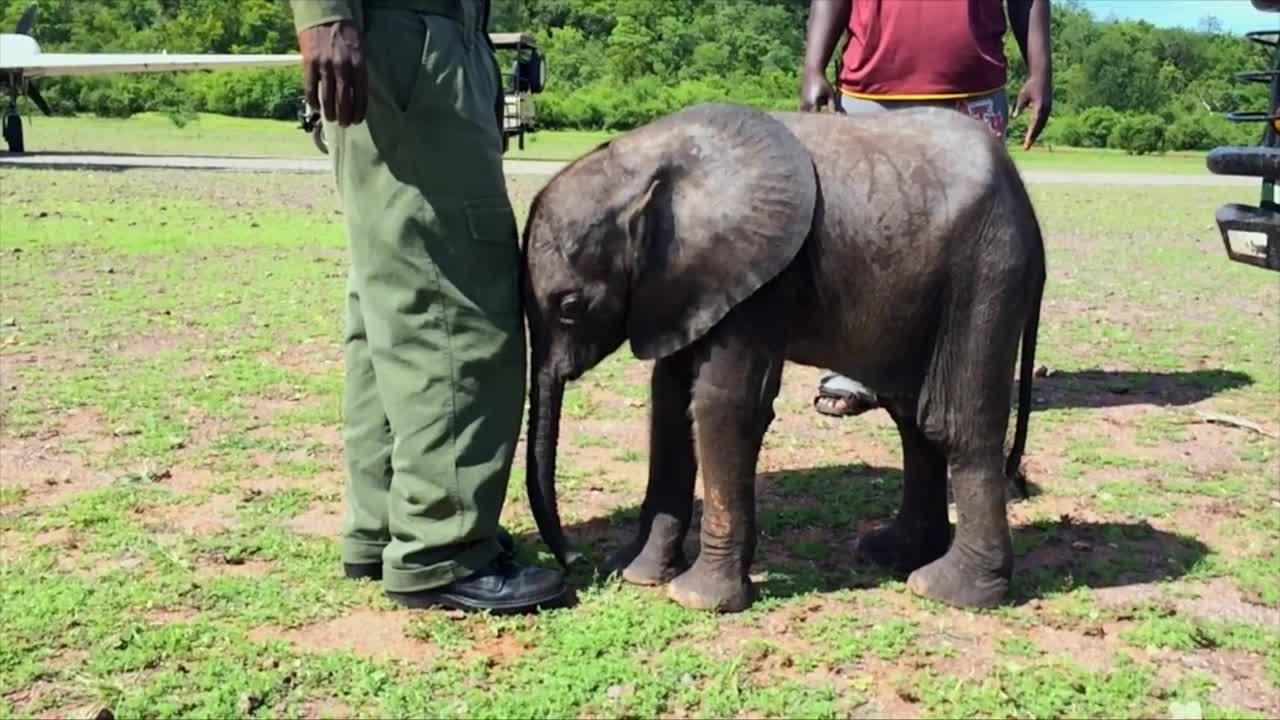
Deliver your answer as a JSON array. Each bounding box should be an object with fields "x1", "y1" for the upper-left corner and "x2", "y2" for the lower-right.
[{"x1": 1, "y1": 168, "x2": 1277, "y2": 719}]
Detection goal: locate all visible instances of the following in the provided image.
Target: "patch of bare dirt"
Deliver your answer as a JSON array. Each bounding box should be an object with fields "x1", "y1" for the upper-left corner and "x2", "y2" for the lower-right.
[
  {"x1": 4, "y1": 682, "x2": 75, "y2": 719},
  {"x1": 1094, "y1": 404, "x2": 1249, "y2": 477},
  {"x1": 0, "y1": 430, "x2": 112, "y2": 507},
  {"x1": 287, "y1": 502, "x2": 342, "y2": 538},
  {"x1": 114, "y1": 330, "x2": 191, "y2": 362},
  {"x1": 258, "y1": 340, "x2": 342, "y2": 377},
  {"x1": 1092, "y1": 578, "x2": 1280, "y2": 630},
  {"x1": 32, "y1": 527, "x2": 75, "y2": 547},
  {"x1": 195, "y1": 557, "x2": 273, "y2": 579},
  {"x1": 143, "y1": 607, "x2": 201, "y2": 625},
  {"x1": 149, "y1": 492, "x2": 239, "y2": 536},
  {"x1": 1160, "y1": 648, "x2": 1280, "y2": 714},
  {"x1": 295, "y1": 699, "x2": 356, "y2": 719},
  {"x1": 249, "y1": 609, "x2": 435, "y2": 666}
]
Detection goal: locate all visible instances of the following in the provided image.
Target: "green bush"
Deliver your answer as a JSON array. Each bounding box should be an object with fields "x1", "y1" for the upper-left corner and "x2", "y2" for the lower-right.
[
  {"x1": 1040, "y1": 114, "x2": 1086, "y2": 146},
  {"x1": 1108, "y1": 113, "x2": 1166, "y2": 154},
  {"x1": 194, "y1": 68, "x2": 303, "y2": 120},
  {"x1": 1076, "y1": 106, "x2": 1122, "y2": 148}
]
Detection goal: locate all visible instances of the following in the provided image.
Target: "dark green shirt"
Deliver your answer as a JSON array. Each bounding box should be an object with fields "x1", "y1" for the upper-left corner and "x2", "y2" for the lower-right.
[{"x1": 288, "y1": 0, "x2": 473, "y2": 33}]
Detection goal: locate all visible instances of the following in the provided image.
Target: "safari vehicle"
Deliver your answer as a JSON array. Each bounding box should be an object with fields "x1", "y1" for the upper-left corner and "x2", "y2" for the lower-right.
[
  {"x1": 298, "y1": 31, "x2": 545, "y2": 155},
  {"x1": 1206, "y1": 0, "x2": 1279, "y2": 271}
]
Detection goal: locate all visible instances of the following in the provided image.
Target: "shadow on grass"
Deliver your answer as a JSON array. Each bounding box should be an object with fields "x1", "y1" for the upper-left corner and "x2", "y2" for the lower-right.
[
  {"x1": 1031, "y1": 369, "x2": 1253, "y2": 409},
  {"x1": 514, "y1": 463, "x2": 1210, "y2": 609}
]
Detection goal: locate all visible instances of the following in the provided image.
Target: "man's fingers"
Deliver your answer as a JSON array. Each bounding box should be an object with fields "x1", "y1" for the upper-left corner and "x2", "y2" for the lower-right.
[
  {"x1": 320, "y1": 63, "x2": 338, "y2": 122},
  {"x1": 1013, "y1": 93, "x2": 1029, "y2": 118},
  {"x1": 354, "y1": 64, "x2": 369, "y2": 124},
  {"x1": 335, "y1": 62, "x2": 352, "y2": 126},
  {"x1": 304, "y1": 61, "x2": 321, "y2": 109},
  {"x1": 1023, "y1": 107, "x2": 1048, "y2": 150}
]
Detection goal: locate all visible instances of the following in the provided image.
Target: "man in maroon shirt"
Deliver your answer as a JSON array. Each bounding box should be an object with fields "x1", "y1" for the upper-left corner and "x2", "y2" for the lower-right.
[{"x1": 800, "y1": 0, "x2": 1052, "y2": 418}]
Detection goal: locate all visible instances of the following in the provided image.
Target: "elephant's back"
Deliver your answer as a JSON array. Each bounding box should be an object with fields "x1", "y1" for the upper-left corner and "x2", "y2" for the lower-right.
[{"x1": 774, "y1": 109, "x2": 1007, "y2": 388}]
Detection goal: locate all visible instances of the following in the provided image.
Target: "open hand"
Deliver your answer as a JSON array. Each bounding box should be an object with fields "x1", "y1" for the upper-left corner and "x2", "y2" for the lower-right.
[
  {"x1": 799, "y1": 68, "x2": 842, "y2": 113},
  {"x1": 1013, "y1": 76, "x2": 1051, "y2": 150},
  {"x1": 298, "y1": 20, "x2": 368, "y2": 127}
]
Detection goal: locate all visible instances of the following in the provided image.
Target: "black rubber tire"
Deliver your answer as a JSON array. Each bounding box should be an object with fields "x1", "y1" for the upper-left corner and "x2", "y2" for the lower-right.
[
  {"x1": 3, "y1": 114, "x2": 23, "y2": 154},
  {"x1": 311, "y1": 122, "x2": 328, "y2": 155},
  {"x1": 1206, "y1": 146, "x2": 1280, "y2": 179}
]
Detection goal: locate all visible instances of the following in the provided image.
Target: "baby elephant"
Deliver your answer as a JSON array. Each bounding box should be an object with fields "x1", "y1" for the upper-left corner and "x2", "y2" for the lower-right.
[{"x1": 521, "y1": 101, "x2": 1046, "y2": 613}]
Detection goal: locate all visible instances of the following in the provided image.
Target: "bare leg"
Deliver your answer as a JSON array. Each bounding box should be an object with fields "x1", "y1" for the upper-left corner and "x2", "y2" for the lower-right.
[
  {"x1": 609, "y1": 353, "x2": 696, "y2": 585},
  {"x1": 855, "y1": 401, "x2": 951, "y2": 573}
]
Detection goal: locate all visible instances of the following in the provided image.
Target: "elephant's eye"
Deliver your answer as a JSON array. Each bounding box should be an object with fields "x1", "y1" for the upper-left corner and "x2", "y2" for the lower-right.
[{"x1": 559, "y1": 294, "x2": 585, "y2": 325}]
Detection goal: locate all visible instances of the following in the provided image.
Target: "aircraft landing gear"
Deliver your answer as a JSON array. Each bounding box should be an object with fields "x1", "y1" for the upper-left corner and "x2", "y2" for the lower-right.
[
  {"x1": 3, "y1": 86, "x2": 23, "y2": 154},
  {"x1": 297, "y1": 98, "x2": 327, "y2": 155}
]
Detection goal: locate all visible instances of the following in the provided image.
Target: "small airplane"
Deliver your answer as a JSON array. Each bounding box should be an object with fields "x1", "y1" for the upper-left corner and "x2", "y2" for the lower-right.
[{"x1": 0, "y1": 2, "x2": 300, "y2": 153}]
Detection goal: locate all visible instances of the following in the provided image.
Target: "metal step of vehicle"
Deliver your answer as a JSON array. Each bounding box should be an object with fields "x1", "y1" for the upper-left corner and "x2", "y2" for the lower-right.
[{"x1": 1215, "y1": 203, "x2": 1280, "y2": 271}]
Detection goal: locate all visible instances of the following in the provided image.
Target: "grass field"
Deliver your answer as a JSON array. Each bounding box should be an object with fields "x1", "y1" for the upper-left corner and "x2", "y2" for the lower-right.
[
  {"x1": 1, "y1": 158, "x2": 1278, "y2": 720},
  {"x1": 9, "y1": 112, "x2": 1219, "y2": 174}
]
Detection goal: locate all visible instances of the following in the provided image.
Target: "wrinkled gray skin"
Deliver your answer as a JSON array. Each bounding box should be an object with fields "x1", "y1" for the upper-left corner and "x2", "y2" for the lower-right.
[{"x1": 522, "y1": 102, "x2": 1046, "y2": 613}]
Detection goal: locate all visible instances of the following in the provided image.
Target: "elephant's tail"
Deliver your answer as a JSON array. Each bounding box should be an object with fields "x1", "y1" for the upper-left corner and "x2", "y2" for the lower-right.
[{"x1": 1004, "y1": 272, "x2": 1043, "y2": 501}]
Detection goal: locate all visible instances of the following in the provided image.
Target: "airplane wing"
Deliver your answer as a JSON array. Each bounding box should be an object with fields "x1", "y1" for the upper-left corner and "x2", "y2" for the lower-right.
[{"x1": 1, "y1": 51, "x2": 300, "y2": 79}]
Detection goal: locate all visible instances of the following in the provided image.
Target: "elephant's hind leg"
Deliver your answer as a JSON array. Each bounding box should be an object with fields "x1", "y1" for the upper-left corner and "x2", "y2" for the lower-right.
[
  {"x1": 907, "y1": 262, "x2": 1025, "y2": 609},
  {"x1": 855, "y1": 402, "x2": 951, "y2": 574},
  {"x1": 906, "y1": 447, "x2": 1013, "y2": 609},
  {"x1": 609, "y1": 353, "x2": 696, "y2": 586}
]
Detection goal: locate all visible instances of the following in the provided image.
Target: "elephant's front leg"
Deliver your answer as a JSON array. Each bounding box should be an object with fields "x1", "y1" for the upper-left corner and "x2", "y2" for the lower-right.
[
  {"x1": 855, "y1": 402, "x2": 951, "y2": 573},
  {"x1": 667, "y1": 346, "x2": 782, "y2": 613},
  {"x1": 609, "y1": 353, "x2": 696, "y2": 585}
]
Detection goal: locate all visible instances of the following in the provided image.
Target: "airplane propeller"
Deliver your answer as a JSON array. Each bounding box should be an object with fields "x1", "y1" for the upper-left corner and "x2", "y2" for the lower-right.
[
  {"x1": 12, "y1": 2, "x2": 52, "y2": 116},
  {"x1": 15, "y1": 2, "x2": 36, "y2": 35}
]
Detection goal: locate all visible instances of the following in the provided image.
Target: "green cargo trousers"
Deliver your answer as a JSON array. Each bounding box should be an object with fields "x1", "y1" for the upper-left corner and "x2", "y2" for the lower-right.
[{"x1": 326, "y1": 1, "x2": 524, "y2": 593}]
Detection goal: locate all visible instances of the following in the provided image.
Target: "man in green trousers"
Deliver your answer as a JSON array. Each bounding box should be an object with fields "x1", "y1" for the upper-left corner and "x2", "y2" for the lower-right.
[{"x1": 289, "y1": 0, "x2": 568, "y2": 613}]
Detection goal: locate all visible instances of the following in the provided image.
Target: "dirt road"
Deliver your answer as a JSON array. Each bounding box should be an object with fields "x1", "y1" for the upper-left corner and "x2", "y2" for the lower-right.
[{"x1": 0, "y1": 151, "x2": 1253, "y2": 186}]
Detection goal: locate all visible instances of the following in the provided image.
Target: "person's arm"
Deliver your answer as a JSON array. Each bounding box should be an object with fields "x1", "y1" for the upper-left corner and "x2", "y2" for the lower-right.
[
  {"x1": 289, "y1": 0, "x2": 367, "y2": 127},
  {"x1": 800, "y1": 0, "x2": 852, "y2": 111},
  {"x1": 1007, "y1": 0, "x2": 1052, "y2": 149}
]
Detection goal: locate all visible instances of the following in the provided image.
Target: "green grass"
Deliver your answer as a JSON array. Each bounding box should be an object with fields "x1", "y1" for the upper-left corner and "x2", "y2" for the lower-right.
[
  {"x1": 1, "y1": 160, "x2": 1278, "y2": 719},
  {"x1": 8, "y1": 111, "x2": 1219, "y2": 174}
]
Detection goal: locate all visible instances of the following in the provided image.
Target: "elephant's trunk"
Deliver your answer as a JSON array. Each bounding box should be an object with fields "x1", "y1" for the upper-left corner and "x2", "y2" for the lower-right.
[{"x1": 526, "y1": 367, "x2": 574, "y2": 568}]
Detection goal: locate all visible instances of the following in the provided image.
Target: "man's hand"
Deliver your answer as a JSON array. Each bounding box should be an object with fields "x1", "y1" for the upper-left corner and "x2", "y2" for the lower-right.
[
  {"x1": 1013, "y1": 75, "x2": 1051, "y2": 149},
  {"x1": 799, "y1": 68, "x2": 840, "y2": 112},
  {"x1": 298, "y1": 20, "x2": 368, "y2": 127}
]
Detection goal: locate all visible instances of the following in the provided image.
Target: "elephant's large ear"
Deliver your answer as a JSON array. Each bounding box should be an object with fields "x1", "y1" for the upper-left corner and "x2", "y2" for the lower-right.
[{"x1": 616, "y1": 103, "x2": 818, "y2": 360}]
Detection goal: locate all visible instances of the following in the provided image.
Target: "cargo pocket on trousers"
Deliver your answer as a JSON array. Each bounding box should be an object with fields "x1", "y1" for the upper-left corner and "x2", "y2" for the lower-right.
[{"x1": 461, "y1": 196, "x2": 521, "y2": 320}]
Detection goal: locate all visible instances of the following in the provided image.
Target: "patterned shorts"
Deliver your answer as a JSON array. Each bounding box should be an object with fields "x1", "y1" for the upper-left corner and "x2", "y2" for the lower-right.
[{"x1": 837, "y1": 89, "x2": 1009, "y2": 139}]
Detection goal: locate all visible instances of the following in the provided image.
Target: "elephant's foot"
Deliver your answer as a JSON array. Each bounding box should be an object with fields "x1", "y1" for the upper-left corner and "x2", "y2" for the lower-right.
[
  {"x1": 905, "y1": 543, "x2": 1011, "y2": 609},
  {"x1": 606, "y1": 538, "x2": 688, "y2": 586},
  {"x1": 854, "y1": 521, "x2": 951, "y2": 574},
  {"x1": 667, "y1": 561, "x2": 755, "y2": 613}
]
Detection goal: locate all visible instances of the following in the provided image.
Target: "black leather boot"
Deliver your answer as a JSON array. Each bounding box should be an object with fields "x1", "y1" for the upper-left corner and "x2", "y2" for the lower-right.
[
  {"x1": 385, "y1": 553, "x2": 570, "y2": 613},
  {"x1": 342, "y1": 526, "x2": 519, "y2": 582}
]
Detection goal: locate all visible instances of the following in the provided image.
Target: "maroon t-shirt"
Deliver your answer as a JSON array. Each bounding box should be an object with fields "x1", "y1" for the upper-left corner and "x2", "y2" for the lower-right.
[{"x1": 837, "y1": 0, "x2": 1009, "y2": 99}]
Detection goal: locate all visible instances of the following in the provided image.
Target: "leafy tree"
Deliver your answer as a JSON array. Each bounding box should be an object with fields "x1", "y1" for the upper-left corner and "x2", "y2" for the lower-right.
[{"x1": 0, "y1": 0, "x2": 1274, "y2": 151}]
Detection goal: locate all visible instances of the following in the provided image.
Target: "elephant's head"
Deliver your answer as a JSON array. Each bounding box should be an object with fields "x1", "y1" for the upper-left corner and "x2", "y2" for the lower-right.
[{"x1": 520, "y1": 102, "x2": 819, "y2": 568}]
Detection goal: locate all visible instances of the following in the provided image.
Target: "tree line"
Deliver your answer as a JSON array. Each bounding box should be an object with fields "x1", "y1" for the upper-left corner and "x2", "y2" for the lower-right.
[{"x1": 2, "y1": 0, "x2": 1273, "y2": 153}]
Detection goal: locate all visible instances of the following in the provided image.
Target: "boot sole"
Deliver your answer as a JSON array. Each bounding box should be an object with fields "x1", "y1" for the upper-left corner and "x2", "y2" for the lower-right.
[{"x1": 385, "y1": 584, "x2": 572, "y2": 614}]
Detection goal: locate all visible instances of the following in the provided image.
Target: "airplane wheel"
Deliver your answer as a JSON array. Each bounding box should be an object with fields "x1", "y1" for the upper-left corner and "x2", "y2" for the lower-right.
[
  {"x1": 311, "y1": 123, "x2": 328, "y2": 155},
  {"x1": 3, "y1": 114, "x2": 23, "y2": 154}
]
